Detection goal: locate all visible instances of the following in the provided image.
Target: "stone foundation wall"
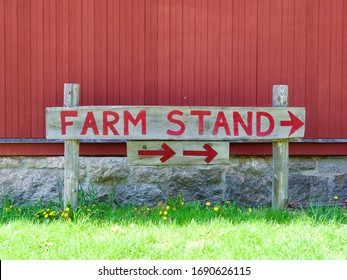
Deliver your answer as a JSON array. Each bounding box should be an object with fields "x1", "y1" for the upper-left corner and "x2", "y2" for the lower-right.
[{"x1": 0, "y1": 156, "x2": 346, "y2": 207}]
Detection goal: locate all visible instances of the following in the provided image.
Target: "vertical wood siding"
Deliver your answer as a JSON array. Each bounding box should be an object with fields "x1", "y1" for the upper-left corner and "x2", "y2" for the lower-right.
[{"x1": 0, "y1": 0, "x2": 347, "y2": 139}]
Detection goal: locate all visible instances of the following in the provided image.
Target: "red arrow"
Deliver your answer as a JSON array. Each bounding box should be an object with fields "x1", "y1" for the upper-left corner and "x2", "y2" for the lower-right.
[
  {"x1": 280, "y1": 111, "x2": 304, "y2": 137},
  {"x1": 183, "y1": 144, "x2": 218, "y2": 163},
  {"x1": 138, "y1": 143, "x2": 176, "y2": 163}
]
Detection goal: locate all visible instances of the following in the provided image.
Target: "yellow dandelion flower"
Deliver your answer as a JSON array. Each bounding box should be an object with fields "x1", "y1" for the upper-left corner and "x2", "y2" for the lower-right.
[
  {"x1": 165, "y1": 205, "x2": 171, "y2": 211},
  {"x1": 206, "y1": 202, "x2": 211, "y2": 207},
  {"x1": 65, "y1": 207, "x2": 70, "y2": 212},
  {"x1": 63, "y1": 213, "x2": 69, "y2": 218},
  {"x1": 9, "y1": 205, "x2": 13, "y2": 209},
  {"x1": 159, "y1": 211, "x2": 163, "y2": 215},
  {"x1": 181, "y1": 201, "x2": 185, "y2": 205},
  {"x1": 248, "y1": 208, "x2": 253, "y2": 213},
  {"x1": 44, "y1": 214, "x2": 49, "y2": 219},
  {"x1": 163, "y1": 211, "x2": 168, "y2": 215},
  {"x1": 146, "y1": 208, "x2": 150, "y2": 211},
  {"x1": 163, "y1": 216, "x2": 167, "y2": 221},
  {"x1": 87, "y1": 209, "x2": 91, "y2": 212},
  {"x1": 68, "y1": 218, "x2": 72, "y2": 221},
  {"x1": 213, "y1": 207, "x2": 219, "y2": 212},
  {"x1": 334, "y1": 196, "x2": 338, "y2": 200},
  {"x1": 5, "y1": 208, "x2": 9, "y2": 213},
  {"x1": 49, "y1": 211, "x2": 55, "y2": 216}
]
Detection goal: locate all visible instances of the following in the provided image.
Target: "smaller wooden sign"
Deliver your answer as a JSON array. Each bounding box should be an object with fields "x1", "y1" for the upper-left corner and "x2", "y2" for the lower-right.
[{"x1": 127, "y1": 141, "x2": 229, "y2": 166}]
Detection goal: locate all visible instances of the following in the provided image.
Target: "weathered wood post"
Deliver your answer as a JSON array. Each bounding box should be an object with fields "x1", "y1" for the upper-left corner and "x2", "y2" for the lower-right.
[
  {"x1": 63, "y1": 84, "x2": 80, "y2": 208},
  {"x1": 272, "y1": 85, "x2": 289, "y2": 210}
]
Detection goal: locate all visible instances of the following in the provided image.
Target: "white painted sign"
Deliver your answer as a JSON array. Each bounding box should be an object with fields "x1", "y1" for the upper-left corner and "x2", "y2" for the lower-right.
[
  {"x1": 46, "y1": 106, "x2": 305, "y2": 141},
  {"x1": 127, "y1": 141, "x2": 229, "y2": 165}
]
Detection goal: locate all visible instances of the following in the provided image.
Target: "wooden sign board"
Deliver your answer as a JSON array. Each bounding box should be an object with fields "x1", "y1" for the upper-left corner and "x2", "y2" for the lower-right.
[
  {"x1": 46, "y1": 106, "x2": 305, "y2": 141},
  {"x1": 127, "y1": 141, "x2": 229, "y2": 166}
]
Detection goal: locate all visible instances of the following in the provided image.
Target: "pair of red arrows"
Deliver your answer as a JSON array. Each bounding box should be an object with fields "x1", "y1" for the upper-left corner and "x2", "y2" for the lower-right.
[{"x1": 138, "y1": 143, "x2": 218, "y2": 163}]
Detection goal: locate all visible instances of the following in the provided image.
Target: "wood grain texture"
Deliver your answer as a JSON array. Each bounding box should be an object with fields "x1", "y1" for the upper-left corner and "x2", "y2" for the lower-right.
[
  {"x1": 46, "y1": 105, "x2": 305, "y2": 141},
  {"x1": 127, "y1": 141, "x2": 229, "y2": 166}
]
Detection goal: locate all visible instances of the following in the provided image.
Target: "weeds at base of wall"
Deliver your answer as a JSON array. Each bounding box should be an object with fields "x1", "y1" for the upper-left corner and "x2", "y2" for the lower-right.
[{"x1": 1, "y1": 186, "x2": 346, "y2": 226}]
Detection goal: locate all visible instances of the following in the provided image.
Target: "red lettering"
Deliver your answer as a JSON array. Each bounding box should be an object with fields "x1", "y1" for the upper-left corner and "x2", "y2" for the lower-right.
[
  {"x1": 60, "y1": 111, "x2": 78, "y2": 135},
  {"x1": 167, "y1": 110, "x2": 185, "y2": 136},
  {"x1": 212, "y1": 111, "x2": 231, "y2": 136},
  {"x1": 124, "y1": 110, "x2": 147, "y2": 135},
  {"x1": 233, "y1": 111, "x2": 253, "y2": 136},
  {"x1": 190, "y1": 110, "x2": 211, "y2": 135},
  {"x1": 103, "y1": 111, "x2": 120, "y2": 135},
  {"x1": 256, "y1": 112, "x2": 275, "y2": 136},
  {"x1": 81, "y1": 112, "x2": 100, "y2": 135}
]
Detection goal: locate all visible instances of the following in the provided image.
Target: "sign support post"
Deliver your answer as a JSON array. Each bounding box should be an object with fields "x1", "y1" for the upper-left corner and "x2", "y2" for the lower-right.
[
  {"x1": 63, "y1": 84, "x2": 80, "y2": 208},
  {"x1": 272, "y1": 85, "x2": 289, "y2": 210}
]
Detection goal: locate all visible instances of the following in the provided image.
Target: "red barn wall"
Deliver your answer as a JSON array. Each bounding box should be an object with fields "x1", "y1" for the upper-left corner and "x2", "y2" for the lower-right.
[{"x1": 1, "y1": 0, "x2": 347, "y2": 155}]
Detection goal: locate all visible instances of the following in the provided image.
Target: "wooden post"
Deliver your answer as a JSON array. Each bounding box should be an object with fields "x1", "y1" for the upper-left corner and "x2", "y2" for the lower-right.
[
  {"x1": 63, "y1": 84, "x2": 80, "y2": 208},
  {"x1": 272, "y1": 85, "x2": 289, "y2": 210}
]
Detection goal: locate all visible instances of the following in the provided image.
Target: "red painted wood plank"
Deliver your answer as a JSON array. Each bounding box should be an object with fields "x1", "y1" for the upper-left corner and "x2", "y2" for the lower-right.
[
  {"x1": 0, "y1": 0, "x2": 5, "y2": 137},
  {"x1": 157, "y1": 0, "x2": 165, "y2": 105},
  {"x1": 82, "y1": 0, "x2": 95, "y2": 106},
  {"x1": 305, "y1": 0, "x2": 319, "y2": 138},
  {"x1": 106, "y1": 0, "x2": 114, "y2": 105},
  {"x1": 145, "y1": 0, "x2": 158, "y2": 105},
  {"x1": 169, "y1": 0, "x2": 183, "y2": 106},
  {"x1": 342, "y1": 0, "x2": 347, "y2": 137},
  {"x1": 94, "y1": 0, "x2": 107, "y2": 105},
  {"x1": 61, "y1": 0, "x2": 69, "y2": 87},
  {"x1": 244, "y1": 0, "x2": 257, "y2": 107},
  {"x1": 1, "y1": 142, "x2": 347, "y2": 157},
  {"x1": 220, "y1": 0, "x2": 233, "y2": 106},
  {"x1": 181, "y1": 0, "x2": 189, "y2": 106},
  {"x1": 118, "y1": 0, "x2": 131, "y2": 104},
  {"x1": 293, "y1": 0, "x2": 306, "y2": 108},
  {"x1": 17, "y1": 0, "x2": 31, "y2": 137},
  {"x1": 56, "y1": 0, "x2": 64, "y2": 106},
  {"x1": 157, "y1": 0, "x2": 170, "y2": 105},
  {"x1": 194, "y1": 0, "x2": 202, "y2": 105},
  {"x1": 43, "y1": 0, "x2": 57, "y2": 111},
  {"x1": 317, "y1": 0, "x2": 331, "y2": 138},
  {"x1": 187, "y1": 0, "x2": 196, "y2": 106},
  {"x1": 69, "y1": 0, "x2": 82, "y2": 96},
  {"x1": 36, "y1": 0, "x2": 44, "y2": 138},
  {"x1": 137, "y1": 0, "x2": 145, "y2": 105},
  {"x1": 257, "y1": 0, "x2": 270, "y2": 106},
  {"x1": 197, "y1": 0, "x2": 208, "y2": 105},
  {"x1": 231, "y1": 0, "x2": 240, "y2": 106},
  {"x1": 4, "y1": 0, "x2": 11, "y2": 137},
  {"x1": 176, "y1": 0, "x2": 183, "y2": 106},
  {"x1": 9, "y1": 0, "x2": 19, "y2": 137},
  {"x1": 207, "y1": 0, "x2": 220, "y2": 106},
  {"x1": 170, "y1": 0, "x2": 178, "y2": 105},
  {"x1": 124, "y1": 0, "x2": 133, "y2": 105},
  {"x1": 132, "y1": 0, "x2": 140, "y2": 105},
  {"x1": 269, "y1": 0, "x2": 282, "y2": 87},
  {"x1": 281, "y1": 0, "x2": 295, "y2": 97},
  {"x1": 238, "y1": 0, "x2": 245, "y2": 106},
  {"x1": 329, "y1": 0, "x2": 343, "y2": 138}
]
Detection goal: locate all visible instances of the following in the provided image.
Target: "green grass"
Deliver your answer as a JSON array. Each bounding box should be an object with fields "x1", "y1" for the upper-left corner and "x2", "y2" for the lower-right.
[{"x1": 0, "y1": 195, "x2": 346, "y2": 260}]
